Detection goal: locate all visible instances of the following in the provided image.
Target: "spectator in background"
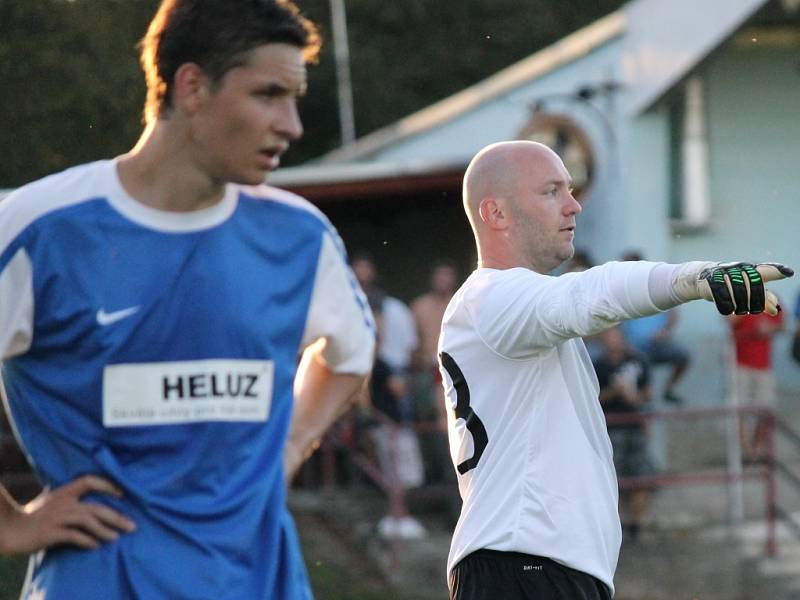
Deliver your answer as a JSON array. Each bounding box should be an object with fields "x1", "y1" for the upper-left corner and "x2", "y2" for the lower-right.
[
  {"x1": 729, "y1": 306, "x2": 785, "y2": 462},
  {"x1": 620, "y1": 250, "x2": 690, "y2": 404},
  {"x1": 351, "y1": 252, "x2": 418, "y2": 377},
  {"x1": 792, "y1": 292, "x2": 800, "y2": 364},
  {"x1": 351, "y1": 251, "x2": 420, "y2": 488},
  {"x1": 411, "y1": 260, "x2": 459, "y2": 484},
  {"x1": 351, "y1": 251, "x2": 386, "y2": 313},
  {"x1": 593, "y1": 327, "x2": 655, "y2": 543},
  {"x1": 367, "y1": 307, "x2": 427, "y2": 540},
  {"x1": 411, "y1": 260, "x2": 459, "y2": 422}
]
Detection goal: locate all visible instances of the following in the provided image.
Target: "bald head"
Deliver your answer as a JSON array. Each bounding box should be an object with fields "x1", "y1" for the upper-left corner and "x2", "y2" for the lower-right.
[
  {"x1": 463, "y1": 141, "x2": 562, "y2": 228},
  {"x1": 461, "y1": 140, "x2": 581, "y2": 272}
]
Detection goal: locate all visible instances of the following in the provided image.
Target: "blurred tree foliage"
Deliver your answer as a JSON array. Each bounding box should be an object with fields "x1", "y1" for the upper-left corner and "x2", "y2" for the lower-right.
[
  {"x1": 0, "y1": 0, "x2": 625, "y2": 187},
  {"x1": 0, "y1": 0, "x2": 158, "y2": 187}
]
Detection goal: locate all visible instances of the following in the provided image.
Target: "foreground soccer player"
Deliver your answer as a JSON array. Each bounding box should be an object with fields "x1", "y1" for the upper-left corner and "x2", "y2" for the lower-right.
[
  {"x1": 0, "y1": 1, "x2": 374, "y2": 598},
  {"x1": 440, "y1": 141, "x2": 792, "y2": 600}
]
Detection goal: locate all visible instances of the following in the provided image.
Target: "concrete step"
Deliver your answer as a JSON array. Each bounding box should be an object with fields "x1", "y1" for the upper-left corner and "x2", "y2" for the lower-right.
[
  {"x1": 730, "y1": 515, "x2": 800, "y2": 590},
  {"x1": 291, "y1": 486, "x2": 800, "y2": 600},
  {"x1": 290, "y1": 487, "x2": 449, "y2": 600}
]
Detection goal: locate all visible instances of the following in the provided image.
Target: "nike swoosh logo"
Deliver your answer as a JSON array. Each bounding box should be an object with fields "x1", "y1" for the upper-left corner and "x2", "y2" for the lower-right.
[{"x1": 97, "y1": 306, "x2": 140, "y2": 326}]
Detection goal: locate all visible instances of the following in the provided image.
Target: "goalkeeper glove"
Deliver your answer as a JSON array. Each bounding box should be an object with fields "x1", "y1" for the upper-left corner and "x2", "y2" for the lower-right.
[{"x1": 673, "y1": 261, "x2": 794, "y2": 316}]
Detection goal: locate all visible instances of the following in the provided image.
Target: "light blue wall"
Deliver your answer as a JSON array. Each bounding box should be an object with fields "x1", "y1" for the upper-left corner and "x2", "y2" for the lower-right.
[
  {"x1": 619, "y1": 107, "x2": 673, "y2": 262},
  {"x1": 522, "y1": 37, "x2": 800, "y2": 405},
  {"x1": 665, "y1": 41, "x2": 800, "y2": 400}
]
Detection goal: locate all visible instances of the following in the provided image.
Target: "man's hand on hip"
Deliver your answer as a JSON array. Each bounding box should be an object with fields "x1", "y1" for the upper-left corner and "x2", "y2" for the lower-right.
[{"x1": 0, "y1": 475, "x2": 136, "y2": 556}]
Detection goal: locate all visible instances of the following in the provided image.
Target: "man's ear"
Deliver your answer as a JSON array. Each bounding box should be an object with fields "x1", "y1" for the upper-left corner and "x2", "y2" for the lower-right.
[
  {"x1": 479, "y1": 197, "x2": 509, "y2": 231},
  {"x1": 172, "y1": 63, "x2": 210, "y2": 115}
]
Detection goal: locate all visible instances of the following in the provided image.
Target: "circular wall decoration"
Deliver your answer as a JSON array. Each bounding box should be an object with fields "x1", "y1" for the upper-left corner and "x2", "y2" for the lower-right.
[{"x1": 517, "y1": 112, "x2": 596, "y2": 202}]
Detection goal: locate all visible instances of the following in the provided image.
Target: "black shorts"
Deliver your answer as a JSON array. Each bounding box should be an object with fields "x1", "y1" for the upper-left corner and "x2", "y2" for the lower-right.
[{"x1": 449, "y1": 549, "x2": 612, "y2": 600}]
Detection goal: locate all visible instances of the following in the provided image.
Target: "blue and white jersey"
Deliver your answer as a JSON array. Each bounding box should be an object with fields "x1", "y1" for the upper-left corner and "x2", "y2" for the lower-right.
[{"x1": 0, "y1": 159, "x2": 375, "y2": 599}]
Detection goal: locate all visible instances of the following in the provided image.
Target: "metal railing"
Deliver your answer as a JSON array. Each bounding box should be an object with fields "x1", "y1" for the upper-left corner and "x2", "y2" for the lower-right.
[
  {"x1": 313, "y1": 403, "x2": 800, "y2": 561},
  {"x1": 4, "y1": 404, "x2": 799, "y2": 562},
  {"x1": 606, "y1": 405, "x2": 800, "y2": 557}
]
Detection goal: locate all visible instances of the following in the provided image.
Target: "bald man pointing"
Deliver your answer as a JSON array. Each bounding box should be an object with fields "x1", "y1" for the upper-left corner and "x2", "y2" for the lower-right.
[{"x1": 438, "y1": 141, "x2": 792, "y2": 599}]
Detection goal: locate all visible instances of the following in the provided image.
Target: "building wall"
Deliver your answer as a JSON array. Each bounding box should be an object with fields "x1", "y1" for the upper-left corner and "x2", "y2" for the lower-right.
[
  {"x1": 664, "y1": 39, "x2": 800, "y2": 401},
  {"x1": 371, "y1": 38, "x2": 631, "y2": 267},
  {"x1": 621, "y1": 105, "x2": 673, "y2": 262}
]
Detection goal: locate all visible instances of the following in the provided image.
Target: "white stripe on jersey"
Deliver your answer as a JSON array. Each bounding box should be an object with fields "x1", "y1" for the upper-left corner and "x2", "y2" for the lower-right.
[
  {"x1": 252, "y1": 184, "x2": 376, "y2": 363},
  {"x1": 303, "y1": 233, "x2": 374, "y2": 374},
  {"x1": 259, "y1": 184, "x2": 366, "y2": 282},
  {"x1": 0, "y1": 248, "x2": 33, "y2": 359},
  {"x1": 0, "y1": 161, "x2": 107, "y2": 256}
]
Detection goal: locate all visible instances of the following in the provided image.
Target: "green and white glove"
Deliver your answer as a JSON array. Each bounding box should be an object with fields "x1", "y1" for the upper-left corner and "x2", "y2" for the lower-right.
[{"x1": 673, "y1": 261, "x2": 794, "y2": 316}]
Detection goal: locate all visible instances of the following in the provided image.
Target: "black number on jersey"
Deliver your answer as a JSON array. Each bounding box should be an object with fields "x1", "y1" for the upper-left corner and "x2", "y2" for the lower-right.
[{"x1": 439, "y1": 351, "x2": 488, "y2": 474}]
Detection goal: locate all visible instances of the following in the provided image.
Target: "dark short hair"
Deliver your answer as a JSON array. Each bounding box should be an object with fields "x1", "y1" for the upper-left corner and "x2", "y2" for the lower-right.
[
  {"x1": 621, "y1": 250, "x2": 643, "y2": 262},
  {"x1": 349, "y1": 250, "x2": 376, "y2": 266},
  {"x1": 139, "y1": 0, "x2": 321, "y2": 123},
  {"x1": 431, "y1": 258, "x2": 458, "y2": 273}
]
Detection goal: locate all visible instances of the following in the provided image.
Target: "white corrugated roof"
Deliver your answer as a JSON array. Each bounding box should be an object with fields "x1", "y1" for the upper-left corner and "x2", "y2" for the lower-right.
[
  {"x1": 622, "y1": 0, "x2": 768, "y2": 112},
  {"x1": 268, "y1": 157, "x2": 466, "y2": 187},
  {"x1": 319, "y1": 0, "x2": 770, "y2": 164},
  {"x1": 321, "y1": 10, "x2": 626, "y2": 163}
]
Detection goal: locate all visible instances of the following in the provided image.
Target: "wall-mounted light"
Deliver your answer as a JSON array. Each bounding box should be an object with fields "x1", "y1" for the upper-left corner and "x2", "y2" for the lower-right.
[{"x1": 519, "y1": 81, "x2": 622, "y2": 202}]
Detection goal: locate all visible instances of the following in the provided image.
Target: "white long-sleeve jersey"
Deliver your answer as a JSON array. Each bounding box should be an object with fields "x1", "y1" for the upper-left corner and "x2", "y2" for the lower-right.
[{"x1": 439, "y1": 262, "x2": 665, "y2": 596}]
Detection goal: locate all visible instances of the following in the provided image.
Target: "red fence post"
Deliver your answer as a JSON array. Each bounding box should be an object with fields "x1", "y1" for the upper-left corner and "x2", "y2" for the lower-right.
[{"x1": 764, "y1": 410, "x2": 777, "y2": 557}]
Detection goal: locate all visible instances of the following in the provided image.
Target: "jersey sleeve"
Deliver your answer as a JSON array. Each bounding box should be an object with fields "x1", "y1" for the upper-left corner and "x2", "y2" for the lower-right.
[
  {"x1": 301, "y1": 231, "x2": 375, "y2": 374},
  {"x1": 470, "y1": 262, "x2": 662, "y2": 359},
  {"x1": 0, "y1": 191, "x2": 35, "y2": 360}
]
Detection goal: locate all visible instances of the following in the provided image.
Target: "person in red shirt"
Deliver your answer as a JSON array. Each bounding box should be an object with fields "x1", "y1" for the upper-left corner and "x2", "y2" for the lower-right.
[{"x1": 729, "y1": 307, "x2": 785, "y2": 462}]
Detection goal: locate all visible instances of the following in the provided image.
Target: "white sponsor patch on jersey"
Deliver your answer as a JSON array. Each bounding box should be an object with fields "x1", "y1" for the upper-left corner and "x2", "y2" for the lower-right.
[{"x1": 102, "y1": 359, "x2": 274, "y2": 426}]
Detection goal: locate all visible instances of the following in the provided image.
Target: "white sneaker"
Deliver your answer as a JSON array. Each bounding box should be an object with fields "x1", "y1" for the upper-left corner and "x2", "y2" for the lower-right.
[
  {"x1": 376, "y1": 515, "x2": 427, "y2": 539},
  {"x1": 377, "y1": 516, "x2": 400, "y2": 539},
  {"x1": 396, "y1": 516, "x2": 427, "y2": 539}
]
